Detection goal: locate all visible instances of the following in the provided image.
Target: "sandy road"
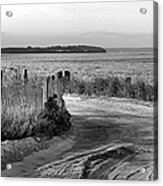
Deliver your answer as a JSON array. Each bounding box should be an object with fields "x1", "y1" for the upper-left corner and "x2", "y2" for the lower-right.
[{"x1": 1, "y1": 95, "x2": 157, "y2": 180}]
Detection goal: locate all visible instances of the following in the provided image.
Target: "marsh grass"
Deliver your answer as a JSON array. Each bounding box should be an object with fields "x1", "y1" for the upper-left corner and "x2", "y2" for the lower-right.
[
  {"x1": 1, "y1": 104, "x2": 37, "y2": 141},
  {"x1": 1, "y1": 75, "x2": 44, "y2": 141},
  {"x1": 67, "y1": 76, "x2": 157, "y2": 102},
  {"x1": 1, "y1": 69, "x2": 156, "y2": 141},
  {"x1": 1, "y1": 92, "x2": 71, "y2": 141}
]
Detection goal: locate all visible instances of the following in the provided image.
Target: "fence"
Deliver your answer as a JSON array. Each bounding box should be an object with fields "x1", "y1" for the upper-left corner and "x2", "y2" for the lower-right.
[{"x1": 1, "y1": 68, "x2": 71, "y2": 122}]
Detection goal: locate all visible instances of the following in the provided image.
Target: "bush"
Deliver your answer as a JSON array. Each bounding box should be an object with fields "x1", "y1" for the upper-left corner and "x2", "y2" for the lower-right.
[
  {"x1": 33, "y1": 94, "x2": 71, "y2": 138},
  {"x1": 66, "y1": 76, "x2": 156, "y2": 102}
]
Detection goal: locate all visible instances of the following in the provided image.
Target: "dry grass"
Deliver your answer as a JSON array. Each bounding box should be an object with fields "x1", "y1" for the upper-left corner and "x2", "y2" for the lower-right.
[
  {"x1": 1, "y1": 68, "x2": 156, "y2": 141},
  {"x1": 1, "y1": 94, "x2": 71, "y2": 141},
  {"x1": 67, "y1": 76, "x2": 157, "y2": 102},
  {"x1": 1, "y1": 105, "x2": 37, "y2": 141},
  {"x1": 1, "y1": 69, "x2": 72, "y2": 141}
]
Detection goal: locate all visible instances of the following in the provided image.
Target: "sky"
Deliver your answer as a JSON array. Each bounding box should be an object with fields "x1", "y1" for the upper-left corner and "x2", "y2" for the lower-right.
[{"x1": 1, "y1": 1, "x2": 154, "y2": 48}]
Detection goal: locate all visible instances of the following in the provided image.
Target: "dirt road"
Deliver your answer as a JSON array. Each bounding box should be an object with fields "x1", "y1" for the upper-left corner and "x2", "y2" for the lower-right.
[{"x1": 1, "y1": 95, "x2": 157, "y2": 180}]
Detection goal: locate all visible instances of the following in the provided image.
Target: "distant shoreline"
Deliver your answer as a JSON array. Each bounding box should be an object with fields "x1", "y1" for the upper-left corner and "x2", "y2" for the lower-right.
[
  {"x1": 106, "y1": 47, "x2": 154, "y2": 52},
  {"x1": 1, "y1": 45, "x2": 107, "y2": 54},
  {"x1": 1, "y1": 47, "x2": 155, "y2": 54}
]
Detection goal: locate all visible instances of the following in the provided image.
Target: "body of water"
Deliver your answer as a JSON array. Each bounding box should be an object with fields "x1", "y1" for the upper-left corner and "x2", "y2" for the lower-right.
[{"x1": 1, "y1": 48, "x2": 155, "y2": 84}]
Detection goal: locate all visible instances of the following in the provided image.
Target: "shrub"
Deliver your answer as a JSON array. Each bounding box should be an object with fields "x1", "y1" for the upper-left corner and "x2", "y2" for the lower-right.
[
  {"x1": 32, "y1": 94, "x2": 71, "y2": 138},
  {"x1": 66, "y1": 76, "x2": 156, "y2": 102}
]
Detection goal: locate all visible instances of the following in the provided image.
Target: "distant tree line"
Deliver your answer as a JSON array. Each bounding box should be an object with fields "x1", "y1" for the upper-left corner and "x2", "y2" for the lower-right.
[{"x1": 1, "y1": 45, "x2": 106, "y2": 53}]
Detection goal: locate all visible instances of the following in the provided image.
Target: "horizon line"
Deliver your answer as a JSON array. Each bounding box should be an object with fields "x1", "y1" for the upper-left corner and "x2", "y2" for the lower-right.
[{"x1": 1, "y1": 45, "x2": 154, "y2": 49}]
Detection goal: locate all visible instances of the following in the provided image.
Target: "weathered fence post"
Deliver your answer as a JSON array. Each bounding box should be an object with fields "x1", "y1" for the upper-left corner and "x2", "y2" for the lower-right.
[
  {"x1": 57, "y1": 71, "x2": 63, "y2": 79},
  {"x1": 64, "y1": 70, "x2": 71, "y2": 93},
  {"x1": 1, "y1": 70, "x2": 3, "y2": 88},
  {"x1": 1, "y1": 70, "x2": 3, "y2": 99},
  {"x1": 51, "y1": 75, "x2": 56, "y2": 95},
  {"x1": 125, "y1": 77, "x2": 132, "y2": 98},
  {"x1": 56, "y1": 71, "x2": 64, "y2": 107},
  {"x1": 21, "y1": 68, "x2": 28, "y2": 82},
  {"x1": 43, "y1": 76, "x2": 49, "y2": 107},
  {"x1": 64, "y1": 70, "x2": 71, "y2": 81},
  {"x1": 23, "y1": 69, "x2": 28, "y2": 81},
  {"x1": 22, "y1": 69, "x2": 28, "y2": 103},
  {"x1": 57, "y1": 71, "x2": 63, "y2": 96}
]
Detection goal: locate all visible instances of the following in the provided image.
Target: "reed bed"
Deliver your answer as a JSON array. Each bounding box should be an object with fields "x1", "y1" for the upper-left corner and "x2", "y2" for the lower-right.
[
  {"x1": 1, "y1": 69, "x2": 71, "y2": 141},
  {"x1": 67, "y1": 76, "x2": 157, "y2": 102},
  {"x1": 1, "y1": 68, "x2": 156, "y2": 141}
]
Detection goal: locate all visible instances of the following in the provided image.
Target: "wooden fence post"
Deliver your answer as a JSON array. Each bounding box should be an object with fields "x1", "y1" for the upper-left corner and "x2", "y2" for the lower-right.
[
  {"x1": 51, "y1": 75, "x2": 56, "y2": 95},
  {"x1": 64, "y1": 70, "x2": 71, "y2": 81},
  {"x1": 23, "y1": 69, "x2": 28, "y2": 82},
  {"x1": 43, "y1": 76, "x2": 48, "y2": 107},
  {"x1": 22, "y1": 69, "x2": 28, "y2": 100},
  {"x1": 1, "y1": 70, "x2": 3, "y2": 88},
  {"x1": 57, "y1": 71, "x2": 64, "y2": 97},
  {"x1": 64, "y1": 70, "x2": 71, "y2": 93},
  {"x1": 1, "y1": 70, "x2": 3, "y2": 98},
  {"x1": 21, "y1": 68, "x2": 28, "y2": 81}
]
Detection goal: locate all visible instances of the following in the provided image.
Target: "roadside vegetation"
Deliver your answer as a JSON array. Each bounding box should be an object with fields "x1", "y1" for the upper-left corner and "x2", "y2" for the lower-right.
[
  {"x1": 67, "y1": 76, "x2": 157, "y2": 102},
  {"x1": 1, "y1": 94, "x2": 71, "y2": 141}
]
